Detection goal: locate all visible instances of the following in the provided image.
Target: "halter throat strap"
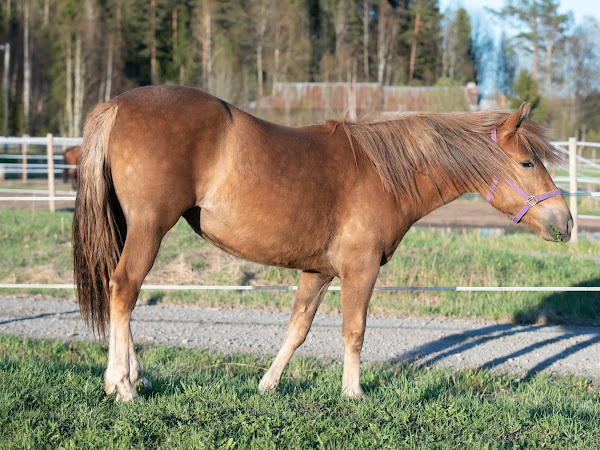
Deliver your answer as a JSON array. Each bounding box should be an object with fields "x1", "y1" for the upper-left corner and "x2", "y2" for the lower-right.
[{"x1": 486, "y1": 126, "x2": 562, "y2": 223}]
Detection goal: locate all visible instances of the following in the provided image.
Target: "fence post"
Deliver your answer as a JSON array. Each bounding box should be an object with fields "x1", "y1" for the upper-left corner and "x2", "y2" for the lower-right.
[
  {"x1": 21, "y1": 134, "x2": 28, "y2": 182},
  {"x1": 46, "y1": 133, "x2": 55, "y2": 213},
  {"x1": 568, "y1": 137, "x2": 578, "y2": 243}
]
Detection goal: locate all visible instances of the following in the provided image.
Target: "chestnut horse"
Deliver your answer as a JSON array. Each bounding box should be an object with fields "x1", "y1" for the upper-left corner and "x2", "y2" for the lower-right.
[
  {"x1": 62, "y1": 145, "x2": 81, "y2": 189},
  {"x1": 73, "y1": 85, "x2": 572, "y2": 402}
]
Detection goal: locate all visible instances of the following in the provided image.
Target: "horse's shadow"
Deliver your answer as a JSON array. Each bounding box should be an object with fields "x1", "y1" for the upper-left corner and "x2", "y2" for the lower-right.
[
  {"x1": 0, "y1": 309, "x2": 79, "y2": 326},
  {"x1": 392, "y1": 279, "x2": 600, "y2": 380}
]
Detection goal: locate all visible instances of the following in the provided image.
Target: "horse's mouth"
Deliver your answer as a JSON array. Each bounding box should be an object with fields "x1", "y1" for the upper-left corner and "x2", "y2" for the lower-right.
[{"x1": 542, "y1": 220, "x2": 572, "y2": 243}]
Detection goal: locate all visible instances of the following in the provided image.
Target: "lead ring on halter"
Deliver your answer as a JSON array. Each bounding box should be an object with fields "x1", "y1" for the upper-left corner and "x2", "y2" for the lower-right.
[{"x1": 485, "y1": 126, "x2": 562, "y2": 224}]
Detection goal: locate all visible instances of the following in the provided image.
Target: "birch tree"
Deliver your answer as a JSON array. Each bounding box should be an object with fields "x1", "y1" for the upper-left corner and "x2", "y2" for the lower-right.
[
  {"x1": 22, "y1": 0, "x2": 30, "y2": 134},
  {"x1": 376, "y1": 0, "x2": 398, "y2": 86}
]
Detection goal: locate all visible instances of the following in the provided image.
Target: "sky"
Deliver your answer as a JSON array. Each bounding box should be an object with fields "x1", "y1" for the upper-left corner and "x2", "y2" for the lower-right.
[{"x1": 439, "y1": 0, "x2": 600, "y2": 23}]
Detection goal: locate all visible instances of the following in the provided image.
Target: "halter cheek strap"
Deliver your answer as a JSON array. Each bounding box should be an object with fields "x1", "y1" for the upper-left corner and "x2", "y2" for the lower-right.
[{"x1": 486, "y1": 127, "x2": 562, "y2": 224}]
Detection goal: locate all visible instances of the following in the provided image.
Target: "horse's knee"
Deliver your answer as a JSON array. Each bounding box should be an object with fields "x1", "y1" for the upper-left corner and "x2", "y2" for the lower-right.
[{"x1": 342, "y1": 329, "x2": 364, "y2": 353}]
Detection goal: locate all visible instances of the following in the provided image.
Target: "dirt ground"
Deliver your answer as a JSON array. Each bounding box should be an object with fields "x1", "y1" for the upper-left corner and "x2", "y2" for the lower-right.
[{"x1": 1, "y1": 295, "x2": 599, "y2": 379}]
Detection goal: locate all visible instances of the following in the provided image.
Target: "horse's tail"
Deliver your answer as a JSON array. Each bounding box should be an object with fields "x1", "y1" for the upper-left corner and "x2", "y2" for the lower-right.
[{"x1": 72, "y1": 102, "x2": 122, "y2": 338}]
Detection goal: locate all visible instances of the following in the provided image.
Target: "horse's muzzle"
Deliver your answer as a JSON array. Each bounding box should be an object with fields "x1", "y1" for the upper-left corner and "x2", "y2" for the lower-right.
[{"x1": 544, "y1": 216, "x2": 573, "y2": 242}]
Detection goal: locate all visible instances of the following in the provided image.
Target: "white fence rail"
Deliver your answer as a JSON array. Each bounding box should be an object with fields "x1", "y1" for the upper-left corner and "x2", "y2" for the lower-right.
[
  {"x1": 0, "y1": 136, "x2": 599, "y2": 242},
  {"x1": 0, "y1": 135, "x2": 82, "y2": 212},
  {"x1": 1, "y1": 283, "x2": 599, "y2": 292},
  {"x1": 0, "y1": 136, "x2": 598, "y2": 294}
]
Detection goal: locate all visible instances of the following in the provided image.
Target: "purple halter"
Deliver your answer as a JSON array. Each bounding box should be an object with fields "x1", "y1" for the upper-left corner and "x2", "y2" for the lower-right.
[{"x1": 485, "y1": 127, "x2": 562, "y2": 224}]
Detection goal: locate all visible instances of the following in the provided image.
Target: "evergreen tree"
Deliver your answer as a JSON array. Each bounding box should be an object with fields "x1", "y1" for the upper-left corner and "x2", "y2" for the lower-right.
[
  {"x1": 510, "y1": 68, "x2": 547, "y2": 123},
  {"x1": 406, "y1": 0, "x2": 441, "y2": 85},
  {"x1": 492, "y1": 0, "x2": 569, "y2": 92}
]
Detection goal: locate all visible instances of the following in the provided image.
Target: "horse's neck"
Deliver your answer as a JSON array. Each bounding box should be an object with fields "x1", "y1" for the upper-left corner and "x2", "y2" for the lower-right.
[{"x1": 406, "y1": 171, "x2": 468, "y2": 223}]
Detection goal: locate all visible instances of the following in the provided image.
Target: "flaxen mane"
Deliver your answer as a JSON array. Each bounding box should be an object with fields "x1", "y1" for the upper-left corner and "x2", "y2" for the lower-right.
[{"x1": 332, "y1": 111, "x2": 561, "y2": 200}]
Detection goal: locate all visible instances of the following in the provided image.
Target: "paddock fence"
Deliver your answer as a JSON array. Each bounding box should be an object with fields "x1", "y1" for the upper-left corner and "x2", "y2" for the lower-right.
[
  {"x1": 0, "y1": 284, "x2": 599, "y2": 293},
  {"x1": 1, "y1": 135, "x2": 598, "y2": 225},
  {"x1": 0, "y1": 135, "x2": 82, "y2": 212},
  {"x1": 0, "y1": 135, "x2": 599, "y2": 294}
]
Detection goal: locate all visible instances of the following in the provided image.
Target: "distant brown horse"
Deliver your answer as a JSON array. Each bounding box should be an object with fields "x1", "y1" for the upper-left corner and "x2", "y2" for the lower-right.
[
  {"x1": 62, "y1": 145, "x2": 81, "y2": 189},
  {"x1": 73, "y1": 86, "x2": 572, "y2": 402}
]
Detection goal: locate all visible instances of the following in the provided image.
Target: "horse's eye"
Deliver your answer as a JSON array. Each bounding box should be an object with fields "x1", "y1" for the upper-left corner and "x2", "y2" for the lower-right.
[{"x1": 521, "y1": 161, "x2": 534, "y2": 169}]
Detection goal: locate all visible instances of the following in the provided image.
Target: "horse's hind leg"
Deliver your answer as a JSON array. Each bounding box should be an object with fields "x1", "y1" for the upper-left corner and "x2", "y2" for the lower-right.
[
  {"x1": 127, "y1": 323, "x2": 151, "y2": 390},
  {"x1": 259, "y1": 271, "x2": 333, "y2": 393},
  {"x1": 104, "y1": 219, "x2": 169, "y2": 402}
]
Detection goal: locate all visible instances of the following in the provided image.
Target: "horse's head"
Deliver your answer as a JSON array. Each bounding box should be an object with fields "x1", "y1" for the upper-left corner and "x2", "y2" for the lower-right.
[{"x1": 485, "y1": 103, "x2": 573, "y2": 242}]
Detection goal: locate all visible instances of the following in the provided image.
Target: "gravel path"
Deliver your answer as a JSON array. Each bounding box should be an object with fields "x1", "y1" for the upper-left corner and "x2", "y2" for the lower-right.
[{"x1": 2, "y1": 295, "x2": 599, "y2": 379}]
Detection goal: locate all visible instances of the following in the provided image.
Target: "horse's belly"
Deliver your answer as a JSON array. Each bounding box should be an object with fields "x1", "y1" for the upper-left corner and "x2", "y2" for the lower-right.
[{"x1": 198, "y1": 204, "x2": 329, "y2": 270}]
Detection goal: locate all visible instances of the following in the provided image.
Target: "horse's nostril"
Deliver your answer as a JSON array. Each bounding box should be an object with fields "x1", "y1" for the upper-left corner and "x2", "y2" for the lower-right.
[{"x1": 566, "y1": 218, "x2": 573, "y2": 236}]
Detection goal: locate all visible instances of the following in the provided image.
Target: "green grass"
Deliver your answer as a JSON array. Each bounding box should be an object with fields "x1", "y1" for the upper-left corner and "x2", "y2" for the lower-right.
[
  {"x1": 1, "y1": 334, "x2": 599, "y2": 448},
  {"x1": 1, "y1": 208, "x2": 600, "y2": 324}
]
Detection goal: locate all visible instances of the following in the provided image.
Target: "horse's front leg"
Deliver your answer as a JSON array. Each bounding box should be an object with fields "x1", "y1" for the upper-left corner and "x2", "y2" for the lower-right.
[
  {"x1": 339, "y1": 259, "x2": 380, "y2": 399},
  {"x1": 259, "y1": 271, "x2": 333, "y2": 393}
]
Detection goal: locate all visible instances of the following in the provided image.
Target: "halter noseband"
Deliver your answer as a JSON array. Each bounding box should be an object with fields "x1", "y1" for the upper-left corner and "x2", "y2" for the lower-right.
[{"x1": 485, "y1": 127, "x2": 562, "y2": 224}]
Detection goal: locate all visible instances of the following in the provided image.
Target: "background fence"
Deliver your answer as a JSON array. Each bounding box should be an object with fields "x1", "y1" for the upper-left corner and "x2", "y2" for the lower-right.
[
  {"x1": 0, "y1": 135, "x2": 597, "y2": 238},
  {"x1": 0, "y1": 135, "x2": 598, "y2": 294},
  {"x1": 0, "y1": 135, "x2": 82, "y2": 212}
]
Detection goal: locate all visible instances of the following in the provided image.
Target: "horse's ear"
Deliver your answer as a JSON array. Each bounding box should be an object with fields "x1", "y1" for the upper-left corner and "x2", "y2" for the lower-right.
[
  {"x1": 500, "y1": 102, "x2": 529, "y2": 134},
  {"x1": 518, "y1": 102, "x2": 530, "y2": 122}
]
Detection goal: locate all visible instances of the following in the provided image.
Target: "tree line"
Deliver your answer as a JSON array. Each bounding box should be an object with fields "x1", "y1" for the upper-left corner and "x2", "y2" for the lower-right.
[{"x1": 1, "y1": 0, "x2": 599, "y2": 140}]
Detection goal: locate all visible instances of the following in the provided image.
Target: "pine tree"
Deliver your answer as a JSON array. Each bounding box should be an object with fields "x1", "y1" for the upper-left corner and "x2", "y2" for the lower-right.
[
  {"x1": 492, "y1": 0, "x2": 569, "y2": 92},
  {"x1": 406, "y1": 0, "x2": 441, "y2": 86},
  {"x1": 510, "y1": 68, "x2": 547, "y2": 123}
]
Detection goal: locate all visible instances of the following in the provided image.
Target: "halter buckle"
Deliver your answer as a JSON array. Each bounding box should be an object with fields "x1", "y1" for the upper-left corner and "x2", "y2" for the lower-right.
[{"x1": 526, "y1": 196, "x2": 537, "y2": 207}]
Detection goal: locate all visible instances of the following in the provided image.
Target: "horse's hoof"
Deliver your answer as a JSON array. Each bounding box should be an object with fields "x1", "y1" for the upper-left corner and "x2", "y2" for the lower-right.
[
  {"x1": 135, "y1": 377, "x2": 152, "y2": 391},
  {"x1": 341, "y1": 387, "x2": 367, "y2": 400},
  {"x1": 258, "y1": 375, "x2": 279, "y2": 394},
  {"x1": 105, "y1": 383, "x2": 116, "y2": 395},
  {"x1": 107, "y1": 380, "x2": 139, "y2": 402},
  {"x1": 115, "y1": 391, "x2": 139, "y2": 403},
  {"x1": 114, "y1": 387, "x2": 139, "y2": 403}
]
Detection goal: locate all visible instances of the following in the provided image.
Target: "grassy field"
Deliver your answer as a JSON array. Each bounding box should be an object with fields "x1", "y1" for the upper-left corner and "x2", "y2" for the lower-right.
[
  {"x1": 1, "y1": 207, "x2": 599, "y2": 324},
  {"x1": 1, "y1": 334, "x2": 599, "y2": 448},
  {"x1": 1, "y1": 192, "x2": 599, "y2": 448}
]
